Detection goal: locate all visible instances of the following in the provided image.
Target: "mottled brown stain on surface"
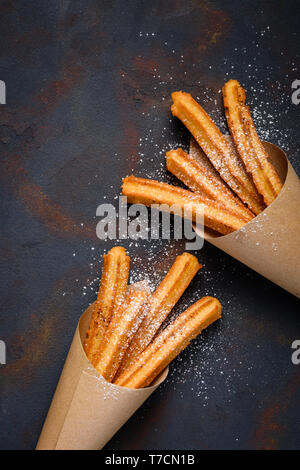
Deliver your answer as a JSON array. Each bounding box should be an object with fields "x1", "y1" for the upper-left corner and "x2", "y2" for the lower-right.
[
  {"x1": 4, "y1": 314, "x2": 57, "y2": 381},
  {"x1": 133, "y1": 57, "x2": 160, "y2": 74},
  {"x1": 182, "y1": 1, "x2": 231, "y2": 59},
  {"x1": 18, "y1": 180, "x2": 94, "y2": 238},
  {"x1": 1, "y1": 154, "x2": 94, "y2": 238},
  {"x1": 38, "y1": 64, "x2": 83, "y2": 107},
  {"x1": 2, "y1": 266, "x2": 91, "y2": 383},
  {"x1": 115, "y1": 70, "x2": 141, "y2": 168},
  {"x1": 252, "y1": 371, "x2": 300, "y2": 449}
]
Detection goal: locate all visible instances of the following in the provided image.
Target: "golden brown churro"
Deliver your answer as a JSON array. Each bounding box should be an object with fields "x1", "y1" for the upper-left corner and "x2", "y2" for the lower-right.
[
  {"x1": 171, "y1": 91, "x2": 265, "y2": 215},
  {"x1": 94, "y1": 287, "x2": 149, "y2": 382},
  {"x1": 117, "y1": 253, "x2": 201, "y2": 375},
  {"x1": 84, "y1": 246, "x2": 130, "y2": 365},
  {"x1": 166, "y1": 148, "x2": 254, "y2": 223},
  {"x1": 122, "y1": 175, "x2": 246, "y2": 235},
  {"x1": 114, "y1": 296, "x2": 221, "y2": 388},
  {"x1": 222, "y1": 79, "x2": 283, "y2": 205}
]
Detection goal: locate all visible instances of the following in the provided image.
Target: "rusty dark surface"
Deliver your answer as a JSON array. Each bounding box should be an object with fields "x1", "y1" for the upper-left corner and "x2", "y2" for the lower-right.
[{"x1": 0, "y1": 0, "x2": 300, "y2": 450}]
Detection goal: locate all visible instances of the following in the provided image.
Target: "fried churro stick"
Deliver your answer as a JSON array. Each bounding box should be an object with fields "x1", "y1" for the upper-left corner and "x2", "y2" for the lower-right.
[
  {"x1": 115, "y1": 296, "x2": 221, "y2": 388},
  {"x1": 222, "y1": 79, "x2": 283, "y2": 205},
  {"x1": 84, "y1": 247, "x2": 130, "y2": 365},
  {"x1": 116, "y1": 252, "x2": 201, "y2": 376},
  {"x1": 95, "y1": 287, "x2": 149, "y2": 382},
  {"x1": 122, "y1": 175, "x2": 246, "y2": 235},
  {"x1": 166, "y1": 148, "x2": 254, "y2": 223},
  {"x1": 171, "y1": 91, "x2": 265, "y2": 215}
]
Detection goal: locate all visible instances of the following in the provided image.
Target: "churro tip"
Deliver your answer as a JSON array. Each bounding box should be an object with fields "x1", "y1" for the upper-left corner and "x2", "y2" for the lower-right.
[
  {"x1": 171, "y1": 90, "x2": 189, "y2": 98},
  {"x1": 223, "y1": 78, "x2": 246, "y2": 103},
  {"x1": 108, "y1": 246, "x2": 127, "y2": 255},
  {"x1": 122, "y1": 174, "x2": 134, "y2": 183},
  {"x1": 205, "y1": 296, "x2": 222, "y2": 316},
  {"x1": 171, "y1": 90, "x2": 182, "y2": 100},
  {"x1": 171, "y1": 91, "x2": 189, "y2": 111},
  {"x1": 223, "y1": 78, "x2": 239, "y2": 86},
  {"x1": 179, "y1": 251, "x2": 202, "y2": 269},
  {"x1": 166, "y1": 148, "x2": 185, "y2": 160}
]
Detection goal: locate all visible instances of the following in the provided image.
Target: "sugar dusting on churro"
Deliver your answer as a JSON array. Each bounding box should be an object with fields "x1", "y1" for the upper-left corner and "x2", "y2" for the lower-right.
[{"x1": 80, "y1": 247, "x2": 221, "y2": 395}]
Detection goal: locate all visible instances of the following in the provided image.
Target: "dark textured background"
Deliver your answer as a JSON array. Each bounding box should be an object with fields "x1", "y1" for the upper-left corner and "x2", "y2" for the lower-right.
[{"x1": 0, "y1": 0, "x2": 300, "y2": 450}]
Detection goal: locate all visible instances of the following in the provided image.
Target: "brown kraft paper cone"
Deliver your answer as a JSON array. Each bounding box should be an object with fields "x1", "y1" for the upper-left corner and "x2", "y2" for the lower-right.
[
  {"x1": 36, "y1": 283, "x2": 168, "y2": 450},
  {"x1": 190, "y1": 137, "x2": 300, "y2": 298}
]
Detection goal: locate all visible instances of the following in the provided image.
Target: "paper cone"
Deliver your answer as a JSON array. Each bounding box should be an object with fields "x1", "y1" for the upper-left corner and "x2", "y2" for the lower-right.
[
  {"x1": 36, "y1": 288, "x2": 168, "y2": 450},
  {"x1": 190, "y1": 138, "x2": 300, "y2": 298}
]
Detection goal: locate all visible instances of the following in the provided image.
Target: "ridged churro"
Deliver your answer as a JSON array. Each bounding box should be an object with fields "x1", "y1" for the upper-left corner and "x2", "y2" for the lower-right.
[
  {"x1": 122, "y1": 175, "x2": 246, "y2": 235},
  {"x1": 222, "y1": 79, "x2": 283, "y2": 205},
  {"x1": 171, "y1": 91, "x2": 265, "y2": 215},
  {"x1": 114, "y1": 296, "x2": 222, "y2": 388},
  {"x1": 95, "y1": 287, "x2": 149, "y2": 382},
  {"x1": 84, "y1": 246, "x2": 130, "y2": 365},
  {"x1": 116, "y1": 252, "x2": 201, "y2": 376},
  {"x1": 166, "y1": 148, "x2": 254, "y2": 223}
]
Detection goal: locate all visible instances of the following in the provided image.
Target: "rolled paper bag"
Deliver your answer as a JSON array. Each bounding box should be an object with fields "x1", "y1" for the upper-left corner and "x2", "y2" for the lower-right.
[
  {"x1": 190, "y1": 137, "x2": 300, "y2": 298},
  {"x1": 36, "y1": 284, "x2": 168, "y2": 450}
]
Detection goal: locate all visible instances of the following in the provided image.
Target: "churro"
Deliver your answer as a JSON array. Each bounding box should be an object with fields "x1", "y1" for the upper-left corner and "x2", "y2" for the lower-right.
[
  {"x1": 95, "y1": 287, "x2": 149, "y2": 382},
  {"x1": 84, "y1": 246, "x2": 130, "y2": 365},
  {"x1": 222, "y1": 79, "x2": 283, "y2": 205},
  {"x1": 122, "y1": 175, "x2": 246, "y2": 235},
  {"x1": 171, "y1": 91, "x2": 265, "y2": 215},
  {"x1": 117, "y1": 252, "x2": 201, "y2": 375},
  {"x1": 166, "y1": 148, "x2": 254, "y2": 223},
  {"x1": 114, "y1": 296, "x2": 221, "y2": 388}
]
